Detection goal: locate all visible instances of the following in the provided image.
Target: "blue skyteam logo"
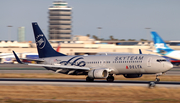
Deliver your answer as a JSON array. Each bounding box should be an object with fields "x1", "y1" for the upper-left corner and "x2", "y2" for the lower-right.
[
  {"x1": 36, "y1": 34, "x2": 46, "y2": 49},
  {"x1": 55, "y1": 56, "x2": 86, "y2": 67}
]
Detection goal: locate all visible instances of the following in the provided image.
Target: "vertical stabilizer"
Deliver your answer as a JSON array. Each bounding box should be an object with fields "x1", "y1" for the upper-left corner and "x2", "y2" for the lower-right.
[
  {"x1": 32, "y1": 22, "x2": 67, "y2": 58},
  {"x1": 151, "y1": 31, "x2": 174, "y2": 54}
]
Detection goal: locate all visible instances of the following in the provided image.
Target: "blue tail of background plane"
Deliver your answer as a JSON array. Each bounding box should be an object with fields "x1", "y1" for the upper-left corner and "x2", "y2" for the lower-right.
[
  {"x1": 32, "y1": 22, "x2": 67, "y2": 58},
  {"x1": 151, "y1": 31, "x2": 174, "y2": 55}
]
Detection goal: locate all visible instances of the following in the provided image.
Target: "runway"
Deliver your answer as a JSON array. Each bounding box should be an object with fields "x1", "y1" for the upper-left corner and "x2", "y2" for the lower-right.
[
  {"x1": 0, "y1": 64, "x2": 180, "y2": 87},
  {"x1": 0, "y1": 78, "x2": 180, "y2": 87}
]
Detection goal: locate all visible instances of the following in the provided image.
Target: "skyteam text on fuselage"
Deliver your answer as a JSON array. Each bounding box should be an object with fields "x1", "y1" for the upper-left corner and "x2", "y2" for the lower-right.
[
  {"x1": 151, "y1": 31, "x2": 180, "y2": 66},
  {"x1": 13, "y1": 23, "x2": 173, "y2": 82}
]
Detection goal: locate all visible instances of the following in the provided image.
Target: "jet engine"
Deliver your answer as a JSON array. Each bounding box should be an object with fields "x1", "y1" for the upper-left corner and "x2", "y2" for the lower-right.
[
  {"x1": 88, "y1": 68, "x2": 109, "y2": 79},
  {"x1": 123, "y1": 74, "x2": 143, "y2": 78}
]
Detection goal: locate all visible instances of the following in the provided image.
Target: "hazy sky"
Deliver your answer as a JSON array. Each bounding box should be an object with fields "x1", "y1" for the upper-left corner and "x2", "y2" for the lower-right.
[{"x1": 1, "y1": 0, "x2": 180, "y2": 42}]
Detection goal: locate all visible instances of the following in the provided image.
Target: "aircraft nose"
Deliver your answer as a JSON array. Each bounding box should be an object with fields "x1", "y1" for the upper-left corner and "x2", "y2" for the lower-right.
[{"x1": 164, "y1": 62, "x2": 173, "y2": 71}]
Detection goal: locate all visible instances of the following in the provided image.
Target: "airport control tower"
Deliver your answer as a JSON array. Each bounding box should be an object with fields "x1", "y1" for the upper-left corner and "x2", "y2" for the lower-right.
[{"x1": 48, "y1": 0, "x2": 72, "y2": 41}]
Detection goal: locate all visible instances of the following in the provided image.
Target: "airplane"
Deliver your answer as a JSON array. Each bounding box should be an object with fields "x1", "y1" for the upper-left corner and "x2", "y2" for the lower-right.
[
  {"x1": 12, "y1": 22, "x2": 173, "y2": 82},
  {"x1": 151, "y1": 31, "x2": 180, "y2": 66}
]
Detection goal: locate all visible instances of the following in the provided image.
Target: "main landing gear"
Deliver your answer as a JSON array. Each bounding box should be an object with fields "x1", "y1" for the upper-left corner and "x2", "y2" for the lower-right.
[
  {"x1": 86, "y1": 74, "x2": 115, "y2": 82},
  {"x1": 106, "y1": 74, "x2": 114, "y2": 82},
  {"x1": 86, "y1": 77, "x2": 94, "y2": 82}
]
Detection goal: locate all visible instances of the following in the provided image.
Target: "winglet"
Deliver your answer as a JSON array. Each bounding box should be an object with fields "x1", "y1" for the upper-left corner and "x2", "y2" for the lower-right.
[
  {"x1": 12, "y1": 51, "x2": 23, "y2": 64},
  {"x1": 139, "y1": 49, "x2": 142, "y2": 54}
]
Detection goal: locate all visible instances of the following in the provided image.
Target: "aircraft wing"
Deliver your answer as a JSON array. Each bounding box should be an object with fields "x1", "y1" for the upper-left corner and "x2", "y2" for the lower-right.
[{"x1": 28, "y1": 64, "x2": 90, "y2": 70}]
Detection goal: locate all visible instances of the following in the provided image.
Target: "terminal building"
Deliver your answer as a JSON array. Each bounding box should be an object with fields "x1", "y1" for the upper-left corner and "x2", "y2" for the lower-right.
[
  {"x1": 48, "y1": 0, "x2": 72, "y2": 41},
  {"x1": 1, "y1": 35, "x2": 180, "y2": 56}
]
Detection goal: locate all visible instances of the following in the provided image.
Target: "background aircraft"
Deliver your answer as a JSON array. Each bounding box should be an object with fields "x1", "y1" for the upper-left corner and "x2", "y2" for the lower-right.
[
  {"x1": 151, "y1": 31, "x2": 180, "y2": 66},
  {"x1": 0, "y1": 42, "x2": 61, "y2": 64},
  {"x1": 21, "y1": 43, "x2": 61, "y2": 63},
  {"x1": 13, "y1": 22, "x2": 173, "y2": 82}
]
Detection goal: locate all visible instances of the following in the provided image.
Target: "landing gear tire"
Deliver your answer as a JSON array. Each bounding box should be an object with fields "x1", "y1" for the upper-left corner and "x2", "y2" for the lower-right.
[
  {"x1": 155, "y1": 73, "x2": 161, "y2": 82},
  {"x1": 155, "y1": 78, "x2": 160, "y2": 82},
  {"x1": 149, "y1": 82, "x2": 156, "y2": 88},
  {"x1": 86, "y1": 77, "x2": 94, "y2": 82},
  {"x1": 106, "y1": 76, "x2": 114, "y2": 82}
]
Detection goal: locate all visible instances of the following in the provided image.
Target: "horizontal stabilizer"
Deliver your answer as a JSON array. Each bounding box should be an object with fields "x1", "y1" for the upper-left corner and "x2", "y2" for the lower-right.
[{"x1": 12, "y1": 51, "x2": 23, "y2": 64}]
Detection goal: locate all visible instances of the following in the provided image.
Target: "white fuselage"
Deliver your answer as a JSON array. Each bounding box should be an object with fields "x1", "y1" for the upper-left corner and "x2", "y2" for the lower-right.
[{"x1": 42, "y1": 54, "x2": 173, "y2": 75}]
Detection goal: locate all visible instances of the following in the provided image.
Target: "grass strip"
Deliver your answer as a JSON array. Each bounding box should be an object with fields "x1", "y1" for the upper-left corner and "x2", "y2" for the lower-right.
[
  {"x1": 0, "y1": 73, "x2": 179, "y2": 81},
  {"x1": 0, "y1": 86, "x2": 179, "y2": 103}
]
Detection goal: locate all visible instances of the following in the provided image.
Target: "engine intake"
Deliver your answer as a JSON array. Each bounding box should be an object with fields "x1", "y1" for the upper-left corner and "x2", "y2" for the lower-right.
[
  {"x1": 123, "y1": 74, "x2": 143, "y2": 78},
  {"x1": 88, "y1": 68, "x2": 109, "y2": 79}
]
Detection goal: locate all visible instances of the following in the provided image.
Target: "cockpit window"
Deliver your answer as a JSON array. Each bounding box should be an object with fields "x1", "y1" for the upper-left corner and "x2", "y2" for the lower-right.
[{"x1": 157, "y1": 59, "x2": 167, "y2": 62}]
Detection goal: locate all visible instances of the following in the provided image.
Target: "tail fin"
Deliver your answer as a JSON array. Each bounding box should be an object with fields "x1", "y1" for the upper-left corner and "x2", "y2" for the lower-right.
[
  {"x1": 32, "y1": 22, "x2": 67, "y2": 58},
  {"x1": 151, "y1": 31, "x2": 174, "y2": 54}
]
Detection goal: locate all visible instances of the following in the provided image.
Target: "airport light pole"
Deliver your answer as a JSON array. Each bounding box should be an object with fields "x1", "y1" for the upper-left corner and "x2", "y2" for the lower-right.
[
  {"x1": 7, "y1": 25, "x2": 13, "y2": 41},
  {"x1": 145, "y1": 28, "x2": 151, "y2": 41}
]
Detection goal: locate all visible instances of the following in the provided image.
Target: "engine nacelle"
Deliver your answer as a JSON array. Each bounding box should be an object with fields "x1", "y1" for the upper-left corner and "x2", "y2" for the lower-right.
[
  {"x1": 88, "y1": 69, "x2": 109, "y2": 79},
  {"x1": 123, "y1": 74, "x2": 143, "y2": 78}
]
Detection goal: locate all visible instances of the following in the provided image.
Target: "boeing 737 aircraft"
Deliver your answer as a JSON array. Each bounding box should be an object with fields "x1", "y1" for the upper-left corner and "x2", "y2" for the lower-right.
[
  {"x1": 151, "y1": 31, "x2": 180, "y2": 65},
  {"x1": 13, "y1": 23, "x2": 173, "y2": 82}
]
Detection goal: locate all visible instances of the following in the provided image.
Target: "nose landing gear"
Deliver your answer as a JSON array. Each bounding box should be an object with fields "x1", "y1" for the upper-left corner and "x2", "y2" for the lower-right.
[
  {"x1": 149, "y1": 73, "x2": 162, "y2": 88},
  {"x1": 155, "y1": 76, "x2": 160, "y2": 82},
  {"x1": 155, "y1": 73, "x2": 162, "y2": 82}
]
